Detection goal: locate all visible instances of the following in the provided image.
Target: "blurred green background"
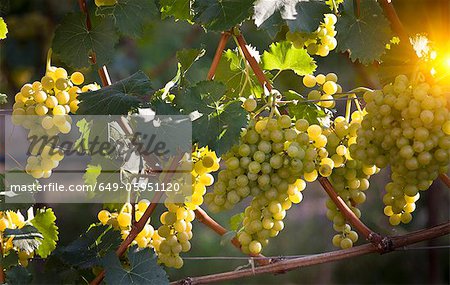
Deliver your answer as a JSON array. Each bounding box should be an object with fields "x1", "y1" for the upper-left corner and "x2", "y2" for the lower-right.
[{"x1": 0, "y1": 0, "x2": 449, "y2": 284}]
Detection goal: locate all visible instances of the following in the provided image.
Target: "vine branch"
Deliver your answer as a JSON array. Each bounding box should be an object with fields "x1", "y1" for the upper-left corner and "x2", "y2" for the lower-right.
[
  {"x1": 207, "y1": 32, "x2": 231, "y2": 80},
  {"x1": 171, "y1": 222, "x2": 450, "y2": 285},
  {"x1": 377, "y1": 0, "x2": 409, "y2": 43},
  {"x1": 439, "y1": 173, "x2": 450, "y2": 188}
]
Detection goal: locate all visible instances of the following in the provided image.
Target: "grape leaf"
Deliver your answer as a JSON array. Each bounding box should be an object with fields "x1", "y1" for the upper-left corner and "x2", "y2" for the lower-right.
[
  {"x1": 175, "y1": 81, "x2": 248, "y2": 155},
  {"x1": 56, "y1": 225, "x2": 121, "y2": 269},
  {"x1": 5, "y1": 225, "x2": 42, "y2": 254},
  {"x1": 31, "y1": 208, "x2": 59, "y2": 258},
  {"x1": 177, "y1": 48, "x2": 206, "y2": 74},
  {"x1": 160, "y1": 0, "x2": 192, "y2": 21},
  {"x1": 214, "y1": 49, "x2": 263, "y2": 98},
  {"x1": 96, "y1": 0, "x2": 158, "y2": 37},
  {"x1": 6, "y1": 266, "x2": 32, "y2": 284},
  {"x1": 1, "y1": 251, "x2": 18, "y2": 269},
  {"x1": 52, "y1": 13, "x2": 118, "y2": 69},
  {"x1": 103, "y1": 245, "x2": 169, "y2": 285},
  {"x1": 0, "y1": 93, "x2": 7, "y2": 104},
  {"x1": 287, "y1": 0, "x2": 330, "y2": 33},
  {"x1": 0, "y1": 17, "x2": 7, "y2": 40},
  {"x1": 78, "y1": 71, "x2": 154, "y2": 115},
  {"x1": 83, "y1": 164, "x2": 102, "y2": 186},
  {"x1": 262, "y1": 41, "x2": 316, "y2": 75},
  {"x1": 336, "y1": 0, "x2": 392, "y2": 65},
  {"x1": 284, "y1": 90, "x2": 332, "y2": 126},
  {"x1": 253, "y1": 0, "x2": 298, "y2": 27},
  {"x1": 174, "y1": 80, "x2": 226, "y2": 113},
  {"x1": 193, "y1": 0, "x2": 255, "y2": 31},
  {"x1": 229, "y1": 213, "x2": 244, "y2": 231},
  {"x1": 378, "y1": 41, "x2": 418, "y2": 84}
]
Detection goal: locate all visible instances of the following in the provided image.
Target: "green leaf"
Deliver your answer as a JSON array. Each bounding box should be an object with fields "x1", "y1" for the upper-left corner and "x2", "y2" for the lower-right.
[
  {"x1": 336, "y1": 0, "x2": 392, "y2": 65},
  {"x1": 177, "y1": 48, "x2": 206, "y2": 74},
  {"x1": 0, "y1": 93, "x2": 7, "y2": 104},
  {"x1": 1, "y1": 171, "x2": 35, "y2": 211},
  {"x1": 78, "y1": 71, "x2": 154, "y2": 115},
  {"x1": 6, "y1": 266, "x2": 32, "y2": 284},
  {"x1": 229, "y1": 213, "x2": 244, "y2": 231},
  {"x1": 0, "y1": 17, "x2": 7, "y2": 40},
  {"x1": 262, "y1": 41, "x2": 316, "y2": 75},
  {"x1": 175, "y1": 80, "x2": 226, "y2": 113},
  {"x1": 4, "y1": 225, "x2": 43, "y2": 240},
  {"x1": 193, "y1": 0, "x2": 255, "y2": 31},
  {"x1": 103, "y1": 245, "x2": 169, "y2": 285},
  {"x1": 1, "y1": 251, "x2": 18, "y2": 269},
  {"x1": 97, "y1": 0, "x2": 158, "y2": 37},
  {"x1": 287, "y1": 0, "x2": 330, "y2": 32},
  {"x1": 175, "y1": 81, "x2": 248, "y2": 155},
  {"x1": 31, "y1": 208, "x2": 58, "y2": 258},
  {"x1": 192, "y1": 100, "x2": 247, "y2": 155},
  {"x1": 378, "y1": 41, "x2": 418, "y2": 85},
  {"x1": 4, "y1": 225, "x2": 42, "y2": 254},
  {"x1": 56, "y1": 225, "x2": 121, "y2": 269},
  {"x1": 253, "y1": 0, "x2": 299, "y2": 27},
  {"x1": 214, "y1": 49, "x2": 263, "y2": 98},
  {"x1": 284, "y1": 90, "x2": 332, "y2": 126},
  {"x1": 160, "y1": 0, "x2": 192, "y2": 21},
  {"x1": 74, "y1": 119, "x2": 93, "y2": 153},
  {"x1": 52, "y1": 13, "x2": 118, "y2": 69},
  {"x1": 83, "y1": 164, "x2": 102, "y2": 186}
]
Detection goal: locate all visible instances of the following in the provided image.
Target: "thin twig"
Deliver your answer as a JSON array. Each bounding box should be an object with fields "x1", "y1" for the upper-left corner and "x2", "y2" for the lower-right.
[
  {"x1": 171, "y1": 222, "x2": 450, "y2": 285},
  {"x1": 194, "y1": 208, "x2": 269, "y2": 266},
  {"x1": 439, "y1": 173, "x2": 450, "y2": 188},
  {"x1": 207, "y1": 32, "x2": 231, "y2": 80}
]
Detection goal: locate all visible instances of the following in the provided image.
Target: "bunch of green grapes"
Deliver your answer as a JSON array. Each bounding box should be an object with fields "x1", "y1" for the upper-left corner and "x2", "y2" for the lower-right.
[
  {"x1": 302, "y1": 73, "x2": 342, "y2": 109},
  {"x1": 98, "y1": 200, "x2": 157, "y2": 249},
  {"x1": 0, "y1": 210, "x2": 35, "y2": 267},
  {"x1": 204, "y1": 114, "x2": 332, "y2": 254},
  {"x1": 324, "y1": 112, "x2": 379, "y2": 248},
  {"x1": 154, "y1": 147, "x2": 219, "y2": 268},
  {"x1": 11, "y1": 65, "x2": 99, "y2": 179},
  {"x1": 286, "y1": 14, "x2": 337, "y2": 57},
  {"x1": 352, "y1": 75, "x2": 450, "y2": 225}
]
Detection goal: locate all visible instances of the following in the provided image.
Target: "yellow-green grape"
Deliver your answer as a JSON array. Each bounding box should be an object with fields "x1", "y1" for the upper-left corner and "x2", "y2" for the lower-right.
[
  {"x1": 52, "y1": 105, "x2": 66, "y2": 115},
  {"x1": 54, "y1": 67, "x2": 68, "y2": 79},
  {"x1": 55, "y1": 78, "x2": 69, "y2": 91},
  {"x1": 315, "y1": 74, "x2": 326, "y2": 85},
  {"x1": 45, "y1": 96, "x2": 58, "y2": 109},
  {"x1": 117, "y1": 212, "x2": 132, "y2": 228},
  {"x1": 98, "y1": 210, "x2": 111, "y2": 225},
  {"x1": 323, "y1": 81, "x2": 338, "y2": 95},
  {"x1": 303, "y1": 74, "x2": 317, "y2": 88},
  {"x1": 34, "y1": 90, "x2": 47, "y2": 103},
  {"x1": 41, "y1": 76, "x2": 54, "y2": 91},
  {"x1": 243, "y1": 98, "x2": 257, "y2": 112},
  {"x1": 56, "y1": 91, "x2": 70, "y2": 105},
  {"x1": 70, "y1": 71, "x2": 84, "y2": 85},
  {"x1": 35, "y1": 104, "x2": 48, "y2": 116}
]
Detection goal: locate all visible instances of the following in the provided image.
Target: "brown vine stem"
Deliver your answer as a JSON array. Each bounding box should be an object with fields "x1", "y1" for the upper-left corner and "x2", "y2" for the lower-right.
[
  {"x1": 171, "y1": 221, "x2": 450, "y2": 285},
  {"x1": 194, "y1": 208, "x2": 269, "y2": 266},
  {"x1": 377, "y1": 0, "x2": 409, "y2": 43},
  {"x1": 439, "y1": 173, "x2": 450, "y2": 188},
  {"x1": 207, "y1": 32, "x2": 231, "y2": 80},
  {"x1": 235, "y1": 32, "x2": 384, "y2": 248}
]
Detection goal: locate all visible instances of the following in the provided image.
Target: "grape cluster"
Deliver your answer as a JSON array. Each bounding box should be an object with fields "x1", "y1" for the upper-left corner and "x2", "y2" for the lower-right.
[
  {"x1": 324, "y1": 113, "x2": 379, "y2": 248},
  {"x1": 154, "y1": 147, "x2": 219, "y2": 268},
  {"x1": 98, "y1": 200, "x2": 157, "y2": 249},
  {"x1": 12, "y1": 65, "x2": 99, "y2": 179},
  {"x1": 204, "y1": 115, "x2": 331, "y2": 254},
  {"x1": 352, "y1": 75, "x2": 450, "y2": 225},
  {"x1": 302, "y1": 73, "x2": 342, "y2": 109},
  {"x1": 0, "y1": 210, "x2": 34, "y2": 267},
  {"x1": 286, "y1": 14, "x2": 337, "y2": 57}
]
